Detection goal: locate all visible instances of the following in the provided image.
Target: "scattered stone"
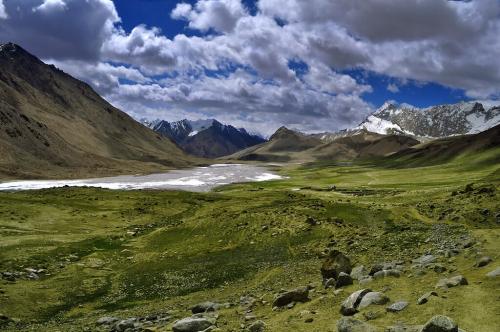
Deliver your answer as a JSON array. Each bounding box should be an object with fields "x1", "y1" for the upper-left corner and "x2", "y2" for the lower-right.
[
  {"x1": 191, "y1": 302, "x2": 220, "y2": 314},
  {"x1": 358, "y1": 292, "x2": 390, "y2": 309},
  {"x1": 115, "y1": 318, "x2": 137, "y2": 331},
  {"x1": 172, "y1": 317, "x2": 215, "y2": 332},
  {"x1": 475, "y1": 256, "x2": 493, "y2": 268},
  {"x1": 486, "y1": 267, "x2": 500, "y2": 278},
  {"x1": 386, "y1": 324, "x2": 422, "y2": 332},
  {"x1": 321, "y1": 250, "x2": 352, "y2": 280},
  {"x1": 324, "y1": 278, "x2": 336, "y2": 289},
  {"x1": 247, "y1": 320, "x2": 266, "y2": 332},
  {"x1": 432, "y1": 264, "x2": 447, "y2": 273},
  {"x1": 435, "y1": 275, "x2": 468, "y2": 289},
  {"x1": 373, "y1": 269, "x2": 401, "y2": 279},
  {"x1": 306, "y1": 216, "x2": 318, "y2": 225},
  {"x1": 340, "y1": 289, "x2": 372, "y2": 316},
  {"x1": 417, "y1": 291, "x2": 438, "y2": 305},
  {"x1": 336, "y1": 317, "x2": 377, "y2": 332},
  {"x1": 272, "y1": 286, "x2": 309, "y2": 308},
  {"x1": 386, "y1": 301, "x2": 409, "y2": 312},
  {"x1": 350, "y1": 265, "x2": 368, "y2": 280},
  {"x1": 421, "y1": 315, "x2": 458, "y2": 332},
  {"x1": 362, "y1": 310, "x2": 384, "y2": 321},
  {"x1": 96, "y1": 316, "x2": 119, "y2": 326},
  {"x1": 305, "y1": 317, "x2": 314, "y2": 323},
  {"x1": 359, "y1": 276, "x2": 373, "y2": 285},
  {"x1": 412, "y1": 255, "x2": 436, "y2": 266},
  {"x1": 336, "y1": 272, "x2": 353, "y2": 288}
]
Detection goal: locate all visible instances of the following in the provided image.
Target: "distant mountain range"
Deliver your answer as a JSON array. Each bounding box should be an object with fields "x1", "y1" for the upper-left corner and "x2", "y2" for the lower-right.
[
  {"x1": 0, "y1": 43, "x2": 195, "y2": 179},
  {"x1": 142, "y1": 118, "x2": 266, "y2": 158}
]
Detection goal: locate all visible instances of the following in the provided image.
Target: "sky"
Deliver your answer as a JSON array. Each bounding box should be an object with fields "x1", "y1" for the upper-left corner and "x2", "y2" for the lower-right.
[{"x1": 0, "y1": 0, "x2": 499, "y2": 135}]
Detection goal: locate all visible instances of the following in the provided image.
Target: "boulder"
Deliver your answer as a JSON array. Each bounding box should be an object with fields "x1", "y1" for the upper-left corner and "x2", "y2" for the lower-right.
[
  {"x1": 340, "y1": 289, "x2": 372, "y2": 316},
  {"x1": 247, "y1": 320, "x2": 266, "y2": 332},
  {"x1": 435, "y1": 275, "x2": 468, "y2": 289},
  {"x1": 421, "y1": 315, "x2": 458, "y2": 332},
  {"x1": 324, "y1": 278, "x2": 336, "y2": 289},
  {"x1": 191, "y1": 301, "x2": 220, "y2": 314},
  {"x1": 336, "y1": 272, "x2": 353, "y2": 288},
  {"x1": 486, "y1": 267, "x2": 500, "y2": 278},
  {"x1": 96, "y1": 317, "x2": 119, "y2": 326},
  {"x1": 417, "y1": 291, "x2": 438, "y2": 305},
  {"x1": 475, "y1": 256, "x2": 493, "y2": 268},
  {"x1": 386, "y1": 324, "x2": 422, "y2": 332},
  {"x1": 373, "y1": 269, "x2": 401, "y2": 279},
  {"x1": 115, "y1": 318, "x2": 137, "y2": 332},
  {"x1": 321, "y1": 250, "x2": 352, "y2": 280},
  {"x1": 386, "y1": 301, "x2": 408, "y2": 312},
  {"x1": 412, "y1": 255, "x2": 436, "y2": 266},
  {"x1": 336, "y1": 317, "x2": 377, "y2": 332},
  {"x1": 350, "y1": 266, "x2": 368, "y2": 280},
  {"x1": 172, "y1": 317, "x2": 215, "y2": 332},
  {"x1": 358, "y1": 292, "x2": 390, "y2": 309},
  {"x1": 272, "y1": 286, "x2": 309, "y2": 307}
]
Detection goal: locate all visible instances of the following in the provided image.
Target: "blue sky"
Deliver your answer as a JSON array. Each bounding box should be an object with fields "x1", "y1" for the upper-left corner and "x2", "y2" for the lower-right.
[{"x1": 0, "y1": 0, "x2": 498, "y2": 134}]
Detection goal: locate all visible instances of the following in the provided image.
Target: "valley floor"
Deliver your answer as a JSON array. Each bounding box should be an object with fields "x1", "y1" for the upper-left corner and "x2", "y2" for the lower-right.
[{"x1": 0, "y1": 159, "x2": 499, "y2": 331}]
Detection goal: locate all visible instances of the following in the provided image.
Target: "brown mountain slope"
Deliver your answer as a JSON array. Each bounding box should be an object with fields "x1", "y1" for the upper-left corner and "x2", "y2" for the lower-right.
[
  {"x1": 229, "y1": 127, "x2": 419, "y2": 163},
  {"x1": 0, "y1": 43, "x2": 195, "y2": 179},
  {"x1": 387, "y1": 123, "x2": 500, "y2": 167}
]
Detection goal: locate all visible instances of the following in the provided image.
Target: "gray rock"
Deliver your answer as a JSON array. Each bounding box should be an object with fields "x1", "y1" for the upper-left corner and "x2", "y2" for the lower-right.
[
  {"x1": 350, "y1": 265, "x2": 368, "y2": 280},
  {"x1": 373, "y1": 269, "x2": 401, "y2": 279},
  {"x1": 336, "y1": 272, "x2": 353, "y2": 288},
  {"x1": 386, "y1": 301, "x2": 408, "y2": 312},
  {"x1": 337, "y1": 317, "x2": 377, "y2": 332},
  {"x1": 321, "y1": 250, "x2": 352, "y2": 280},
  {"x1": 413, "y1": 255, "x2": 436, "y2": 266},
  {"x1": 247, "y1": 320, "x2": 266, "y2": 332},
  {"x1": 359, "y1": 276, "x2": 373, "y2": 285},
  {"x1": 340, "y1": 289, "x2": 372, "y2": 316},
  {"x1": 358, "y1": 292, "x2": 390, "y2": 309},
  {"x1": 115, "y1": 318, "x2": 137, "y2": 332},
  {"x1": 475, "y1": 256, "x2": 493, "y2": 268},
  {"x1": 96, "y1": 316, "x2": 119, "y2": 326},
  {"x1": 435, "y1": 275, "x2": 468, "y2": 289},
  {"x1": 417, "y1": 291, "x2": 438, "y2": 305},
  {"x1": 191, "y1": 301, "x2": 220, "y2": 314},
  {"x1": 421, "y1": 315, "x2": 458, "y2": 332},
  {"x1": 432, "y1": 264, "x2": 447, "y2": 273},
  {"x1": 272, "y1": 286, "x2": 309, "y2": 307},
  {"x1": 486, "y1": 267, "x2": 500, "y2": 278},
  {"x1": 172, "y1": 317, "x2": 214, "y2": 332},
  {"x1": 324, "y1": 278, "x2": 336, "y2": 289},
  {"x1": 385, "y1": 324, "x2": 422, "y2": 332}
]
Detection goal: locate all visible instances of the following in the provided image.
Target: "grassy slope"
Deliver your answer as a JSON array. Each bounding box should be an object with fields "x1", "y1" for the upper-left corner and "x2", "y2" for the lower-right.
[{"x1": 0, "y1": 152, "x2": 499, "y2": 331}]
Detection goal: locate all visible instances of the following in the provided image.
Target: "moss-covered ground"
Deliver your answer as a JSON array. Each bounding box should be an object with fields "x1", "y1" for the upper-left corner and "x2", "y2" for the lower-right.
[{"x1": 0, "y1": 157, "x2": 499, "y2": 331}]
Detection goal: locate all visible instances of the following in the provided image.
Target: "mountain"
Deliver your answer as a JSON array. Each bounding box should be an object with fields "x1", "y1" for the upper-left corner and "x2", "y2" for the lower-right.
[
  {"x1": 356, "y1": 101, "x2": 500, "y2": 138},
  {"x1": 0, "y1": 43, "x2": 195, "y2": 179},
  {"x1": 230, "y1": 127, "x2": 418, "y2": 162},
  {"x1": 145, "y1": 118, "x2": 266, "y2": 158},
  {"x1": 387, "y1": 123, "x2": 500, "y2": 167}
]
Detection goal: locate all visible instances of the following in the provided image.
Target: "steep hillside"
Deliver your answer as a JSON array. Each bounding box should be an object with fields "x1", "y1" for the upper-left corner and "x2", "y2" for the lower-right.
[
  {"x1": 388, "y1": 123, "x2": 500, "y2": 167},
  {"x1": 0, "y1": 43, "x2": 194, "y2": 179}
]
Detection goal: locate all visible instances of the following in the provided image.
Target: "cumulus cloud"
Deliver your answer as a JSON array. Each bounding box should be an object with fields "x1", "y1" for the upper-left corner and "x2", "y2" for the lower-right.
[
  {"x1": 0, "y1": 0, "x2": 118, "y2": 60},
  {"x1": 1, "y1": 0, "x2": 499, "y2": 133},
  {"x1": 0, "y1": 0, "x2": 7, "y2": 19},
  {"x1": 171, "y1": 0, "x2": 247, "y2": 33}
]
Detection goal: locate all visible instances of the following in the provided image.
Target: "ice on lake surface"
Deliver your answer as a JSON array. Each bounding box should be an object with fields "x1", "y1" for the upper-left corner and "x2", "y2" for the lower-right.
[{"x1": 0, "y1": 164, "x2": 283, "y2": 192}]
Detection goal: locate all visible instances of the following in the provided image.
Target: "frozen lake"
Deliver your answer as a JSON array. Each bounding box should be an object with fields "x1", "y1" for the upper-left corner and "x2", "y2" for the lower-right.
[{"x1": 0, "y1": 164, "x2": 283, "y2": 192}]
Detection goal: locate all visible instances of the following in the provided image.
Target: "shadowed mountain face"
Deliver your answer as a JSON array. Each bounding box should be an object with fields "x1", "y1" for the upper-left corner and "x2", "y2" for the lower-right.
[
  {"x1": 0, "y1": 43, "x2": 194, "y2": 179},
  {"x1": 230, "y1": 127, "x2": 419, "y2": 163},
  {"x1": 146, "y1": 118, "x2": 266, "y2": 158}
]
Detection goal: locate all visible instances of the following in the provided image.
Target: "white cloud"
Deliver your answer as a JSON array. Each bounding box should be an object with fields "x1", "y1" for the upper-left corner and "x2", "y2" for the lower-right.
[
  {"x1": 387, "y1": 83, "x2": 399, "y2": 93},
  {"x1": 0, "y1": 0, "x2": 7, "y2": 19},
  {"x1": 1, "y1": 0, "x2": 499, "y2": 133},
  {"x1": 171, "y1": 0, "x2": 247, "y2": 33}
]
